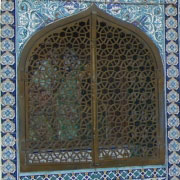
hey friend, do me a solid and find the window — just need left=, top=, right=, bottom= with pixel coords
left=19, top=5, right=165, bottom=172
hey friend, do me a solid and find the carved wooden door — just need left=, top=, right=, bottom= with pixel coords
left=19, top=5, right=164, bottom=172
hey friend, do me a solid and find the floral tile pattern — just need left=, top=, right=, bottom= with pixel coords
left=166, top=0, right=180, bottom=179
left=17, top=0, right=165, bottom=58
left=1, top=0, right=17, bottom=180
left=19, top=168, right=166, bottom=180
left=1, top=0, right=180, bottom=179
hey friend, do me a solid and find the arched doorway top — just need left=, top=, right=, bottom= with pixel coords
left=19, top=4, right=163, bottom=75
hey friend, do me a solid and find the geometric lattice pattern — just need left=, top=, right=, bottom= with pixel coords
left=20, top=168, right=166, bottom=180
left=24, top=17, right=93, bottom=165
left=96, top=16, right=160, bottom=162
left=20, top=6, right=163, bottom=171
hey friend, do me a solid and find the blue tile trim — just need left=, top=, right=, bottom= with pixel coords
left=165, top=0, right=180, bottom=180
left=1, top=0, right=17, bottom=180
left=3, top=0, right=179, bottom=179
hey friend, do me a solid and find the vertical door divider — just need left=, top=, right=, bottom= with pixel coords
left=91, top=10, right=99, bottom=166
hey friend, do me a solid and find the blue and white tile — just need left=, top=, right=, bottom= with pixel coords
left=17, top=0, right=164, bottom=58
left=1, top=1, right=14, bottom=11
left=1, top=106, right=15, bottom=120
left=1, top=79, right=15, bottom=93
left=167, top=78, right=179, bottom=90
left=2, top=93, right=15, bottom=106
left=2, top=146, right=16, bottom=160
left=167, top=65, right=179, bottom=78
left=165, top=4, right=177, bottom=16
left=167, top=53, right=178, bottom=65
left=1, top=25, right=14, bottom=38
left=166, top=29, right=178, bottom=41
left=3, top=174, right=16, bottom=180
left=1, top=52, right=15, bottom=65
left=2, top=120, right=15, bottom=133
left=166, top=17, right=177, bottom=29
left=169, top=165, right=180, bottom=177
left=169, top=152, right=180, bottom=164
left=167, top=103, right=179, bottom=114
left=1, top=66, right=15, bottom=79
left=168, top=127, right=180, bottom=140
left=166, top=0, right=177, bottom=4
left=167, top=90, right=179, bottom=102
left=168, top=115, right=179, bottom=127
left=0, top=12, right=14, bottom=25
left=1, top=39, right=14, bottom=52
left=2, top=160, right=16, bottom=174
left=2, top=133, right=16, bottom=147
left=169, top=140, right=180, bottom=152
left=166, top=41, right=178, bottom=53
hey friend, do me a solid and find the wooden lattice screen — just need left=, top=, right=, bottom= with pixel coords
left=19, top=5, right=165, bottom=172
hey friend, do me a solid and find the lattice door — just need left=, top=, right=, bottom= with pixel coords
left=24, top=16, right=94, bottom=166
left=96, top=16, right=159, bottom=164
left=19, top=5, right=164, bottom=172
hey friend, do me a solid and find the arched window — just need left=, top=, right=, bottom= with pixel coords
left=19, top=5, right=165, bottom=172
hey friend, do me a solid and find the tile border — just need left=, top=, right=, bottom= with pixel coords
left=1, top=0, right=179, bottom=179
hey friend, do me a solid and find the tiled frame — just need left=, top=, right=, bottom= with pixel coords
left=1, top=0, right=17, bottom=180
left=0, top=0, right=179, bottom=179
left=166, top=0, right=180, bottom=180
